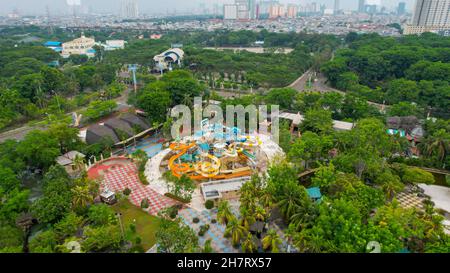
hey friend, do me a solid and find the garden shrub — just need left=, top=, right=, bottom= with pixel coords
left=205, top=200, right=214, bottom=210
left=141, top=198, right=149, bottom=209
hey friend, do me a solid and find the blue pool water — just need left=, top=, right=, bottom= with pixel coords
left=127, top=136, right=164, bottom=158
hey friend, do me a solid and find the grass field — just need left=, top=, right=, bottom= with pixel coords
left=112, top=199, right=161, bottom=250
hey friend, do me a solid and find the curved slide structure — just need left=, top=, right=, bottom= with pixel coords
left=168, top=142, right=252, bottom=181
left=168, top=142, right=196, bottom=178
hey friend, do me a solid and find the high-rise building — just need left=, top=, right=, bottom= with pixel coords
left=235, top=0, right=250, bottom=20
left=248, top=0, right=257, bottom=19
left=334, top=0, right=340, bottom=15
left=259, top=0, right=278, bottom=16
left=358, top=0, right=366, bottom=13
left=412, top=0, right=450, bottom=26
left=286, top=4, right=298, bottom=18
left=120, top=0, right=139, bottom=19
left=405, top=0, right=450, bottom=34
left=397, top=2, right=406, bottom=16
left=269, top=3, right=285, bottom=19
left=224, top=4, right=238, bottom=20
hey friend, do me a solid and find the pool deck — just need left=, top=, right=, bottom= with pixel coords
left=419, top=184, right=450, bottom=214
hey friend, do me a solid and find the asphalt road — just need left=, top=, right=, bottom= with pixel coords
left=0, top=87, right=133, bottom=143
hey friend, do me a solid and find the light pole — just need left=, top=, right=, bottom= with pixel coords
left=116, top=212, right=125, bottom=241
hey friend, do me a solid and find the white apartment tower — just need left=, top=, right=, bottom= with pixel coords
left=121, top=0, right=139, bottom=19
left=412, top=0, right=450, bottom=26
left=405, top=0, right=450, bottom=34
left=224, top=4, right=238, bottom=20
left=334, top=0, right=340, bottom=14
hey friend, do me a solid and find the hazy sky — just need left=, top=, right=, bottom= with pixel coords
left=0, top=0, right=416, bottom=16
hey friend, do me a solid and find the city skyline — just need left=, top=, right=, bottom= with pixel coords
left=0, top=0, right=415, bottom=16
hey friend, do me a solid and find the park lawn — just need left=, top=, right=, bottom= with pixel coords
left=112, top=199, right=161, bottom=250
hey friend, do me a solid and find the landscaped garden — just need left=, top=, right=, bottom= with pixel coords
left=112, top=199, right=161, bottom=250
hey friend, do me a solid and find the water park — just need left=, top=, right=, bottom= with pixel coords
left=84, top=119, right=283, bottom=252
left=145, top=119, right=283, bottom=207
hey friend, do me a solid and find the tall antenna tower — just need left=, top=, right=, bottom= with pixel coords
left=46, top=6, right=54, bottom=35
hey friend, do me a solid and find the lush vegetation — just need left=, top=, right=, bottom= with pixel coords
left=322, top=32, right=450, bottom=118
left=1, top=26, right=449, bottom=254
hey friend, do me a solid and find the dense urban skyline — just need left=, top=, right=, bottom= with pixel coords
left=0, top=0, right=415, bottom=16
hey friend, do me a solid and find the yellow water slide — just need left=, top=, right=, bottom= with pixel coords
left=168, top=142, right=196, bottom=178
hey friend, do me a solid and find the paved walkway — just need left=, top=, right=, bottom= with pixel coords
left=102, top=163, right=178, bottom=215
left=179, top=207, right=239, bottom=253
left=419, top=184, right=450, bottom=214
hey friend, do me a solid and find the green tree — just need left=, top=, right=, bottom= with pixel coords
left=301, top=108, right=333, bottom=135
left=54, top=212, right=84, bottom=239
left=137, top=90, right=171, bottom=123
left=71, top=185, right=93, bottom=210
left=276, top=181, right=309, bottom=221
left=421, top=129, right=450, bottom=168
left=224, top=218, right=247, bottom=247
left=83, top=100, right=117, bottom=121
left=31, top=165, right=73, bottom=224
left=336, top=71, right=359, bottom=91
left=217, top=200, right=234, bottom=225
left=87, top=204, right=117, bottom=226
left=29, top=230, right=58, bottom=253
left=265, top=88, right=297, bottom=109
left=16, top=130, right=60, bottom=171
left=241, top=233, right=257, bottom=253
left=156, top=218, right=199, bottom=253
left=402, top=167, right=435, bottom=185
left=82, top=225, right=122, bottom=252
left=288, top=131, right=333, bottom=169
left=388, top=102, right=422, bottom=117
left=262, top=229, right=282, bottom=253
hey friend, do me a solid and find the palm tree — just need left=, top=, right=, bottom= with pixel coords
left=260, top=189, right=274, bottom=212
left=284, top=224, right=296, bottom=252
left=239, top=191, right=255, bottom=211
left=254, top=206, right=267, bottom=222
left=422, top=130, right=449, bottom=168
left=225, top=218, right=247, bottom=246
left=182, top=93, right=193, bottom=108
left=71, top=185, right=93, bottom=209
left=241, top=233, right=257, bottom=253
left=277, top=186, right=303, bottom=221
left=290, top=204, right=317, bottom=231
left=202, top=239, right=213, bottom=253
left=262, top=229, right=282, bottom=253
left=382, top=180, right=403, bottom=201
left=217, top=200, right=234, bottom=225
left=293, top=232, right=323, bottom=253
left=73, top=154, right=85, bottom=172
left=239, top=206, right=255, bottom=230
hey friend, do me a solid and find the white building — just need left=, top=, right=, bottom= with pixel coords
left=405, top=0, right=450, bottom=35
left=120, top=0, right=139, bottom=19
left=104, top=40, right=126, bottom=51
left=62, top=33, right=96, bottom=58
left=236, top=0, right=250, bottom=20
left=224, top=4, right=238, bottom=20
left=153, top=48, right=185, bottom=72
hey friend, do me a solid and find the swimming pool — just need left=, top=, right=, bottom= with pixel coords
left=127, top=136, right=164, bottom=158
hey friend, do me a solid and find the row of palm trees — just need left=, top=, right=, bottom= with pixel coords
left=216, top=176, right=283, bottom=253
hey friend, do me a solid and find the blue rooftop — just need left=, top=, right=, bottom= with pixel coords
left=44, top=41, right=62, bottom=47
left=306, top=187, right=322, bottom=200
